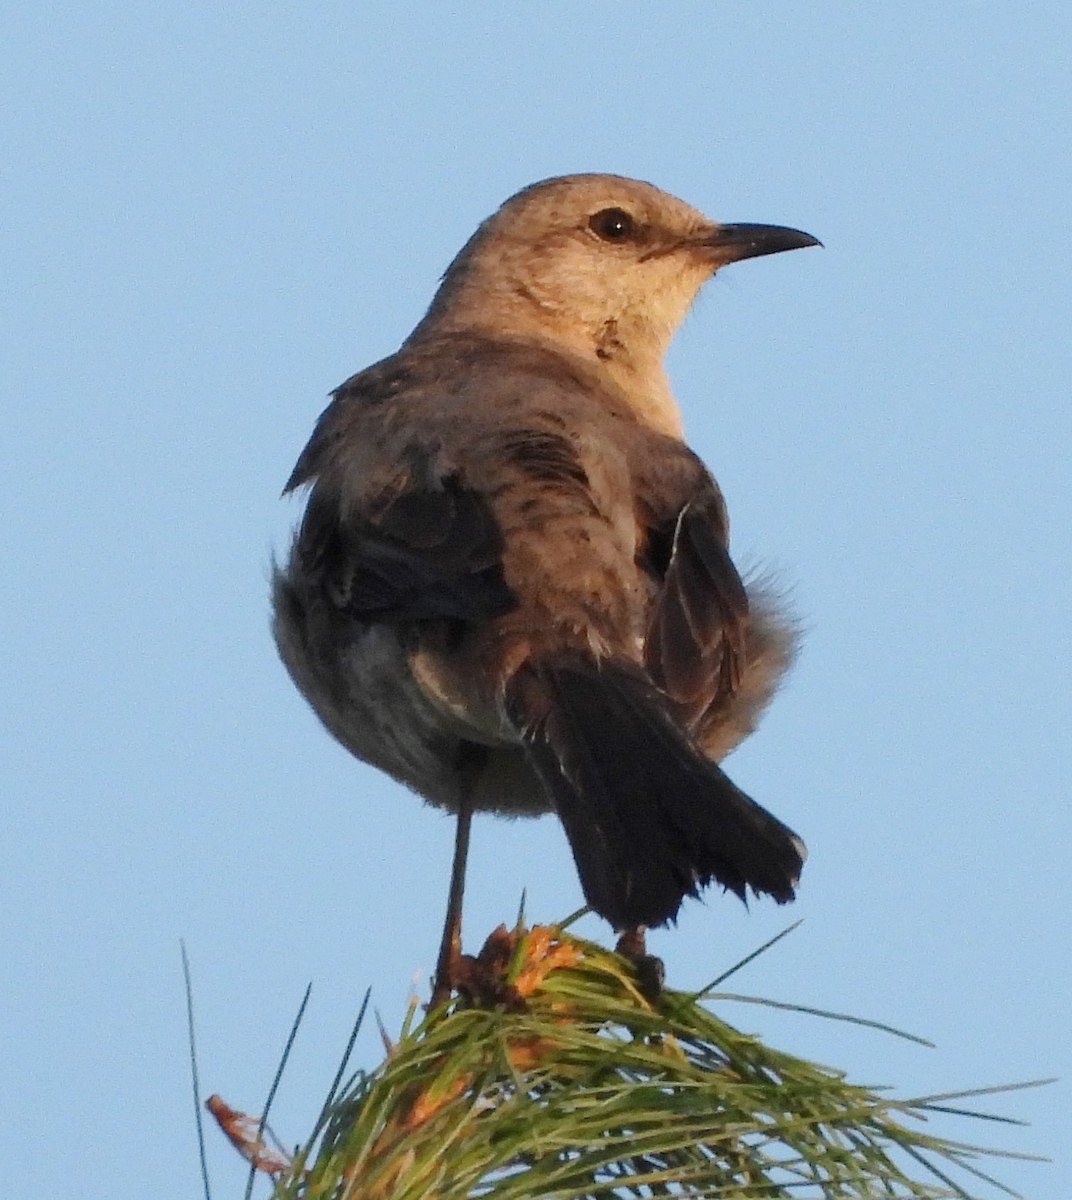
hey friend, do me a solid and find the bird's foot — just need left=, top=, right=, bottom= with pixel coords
left=615, top=928, right=665, bottom=1002
left=431, top=923, right=584, bottom=1012
left=430, top=925, right=526, bottom=1011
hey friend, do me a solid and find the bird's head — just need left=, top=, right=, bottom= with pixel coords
left=411, top=174, right=819, bottom=434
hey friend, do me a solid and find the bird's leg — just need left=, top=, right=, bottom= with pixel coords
left=615, top=926, right=665, bottom=1002
left=431, top=792, right=474, bottom=1008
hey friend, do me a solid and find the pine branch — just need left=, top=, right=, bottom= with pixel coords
left=233, top=921, right=1048, bottom=1200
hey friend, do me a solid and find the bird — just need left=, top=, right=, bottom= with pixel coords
left=272, top=174, right=818, bottom=1000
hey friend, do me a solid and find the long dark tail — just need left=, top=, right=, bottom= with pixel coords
left=506, top=656, right=806, bottom=930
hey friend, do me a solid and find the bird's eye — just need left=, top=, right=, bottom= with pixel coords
left=588, top=207, right=637, bottom=242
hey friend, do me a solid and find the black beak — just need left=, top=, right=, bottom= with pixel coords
left=702, top=222, right=821, bottom=266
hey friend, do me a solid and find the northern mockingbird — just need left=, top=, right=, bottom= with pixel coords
left=273, top=174, right=818, bottom=999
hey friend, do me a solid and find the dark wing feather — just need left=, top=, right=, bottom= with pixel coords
left=282, top=354, right=516, bottom=628
left=294, top=469, right=515, bottom=626
left=644, top=491, right=749, bottom=723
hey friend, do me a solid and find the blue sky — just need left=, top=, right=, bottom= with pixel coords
left=4, top=5, right=1069, bottom=1195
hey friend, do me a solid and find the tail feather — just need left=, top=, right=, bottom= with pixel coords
left=506, top=657, right=805, bottom=930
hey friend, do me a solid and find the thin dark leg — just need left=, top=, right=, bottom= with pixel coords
left=431, top=793, right=473, bottom=1008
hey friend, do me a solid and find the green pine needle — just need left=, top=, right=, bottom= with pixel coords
left=247, top=921, right=1046, bottom=1200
